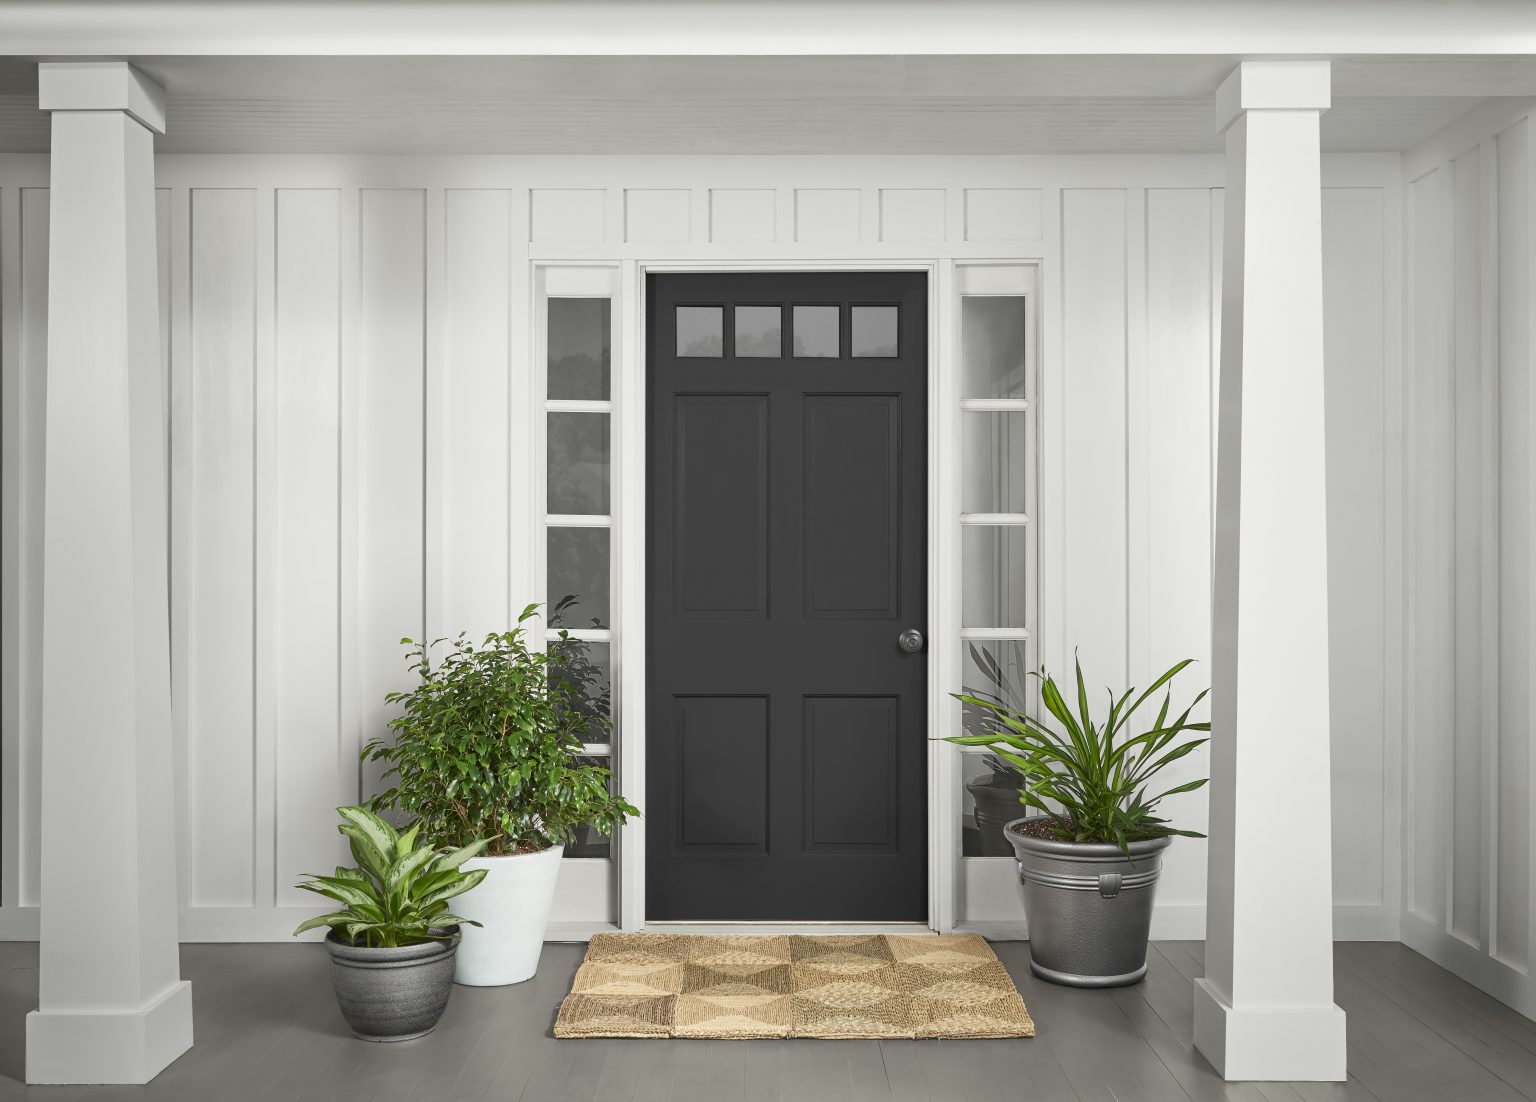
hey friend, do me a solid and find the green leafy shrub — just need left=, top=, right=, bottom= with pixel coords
left=292, top=806, right=489, bottom=948
left=949, top=656, right=1210, bottom=854
left=362, top=604, right=639, bottom=855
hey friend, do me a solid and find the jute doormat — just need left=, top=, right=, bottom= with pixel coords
left=553, top=933, right=1035, bottom=1040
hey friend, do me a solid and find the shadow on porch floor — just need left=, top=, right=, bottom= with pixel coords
left=0, top=939, right=1529, bottom=1100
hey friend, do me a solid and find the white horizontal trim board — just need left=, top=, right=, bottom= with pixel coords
left=0, top=151, right=1401, bottom=944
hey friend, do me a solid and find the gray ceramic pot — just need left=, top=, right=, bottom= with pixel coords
left=1007, top=817, right=1170, bottom=988
left=325, top=927, right=459, bottom=1041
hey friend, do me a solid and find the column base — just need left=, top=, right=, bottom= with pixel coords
left=1192, top=978, right=1346, bottom=1081
left=27, top=979, right=192, bottom=1084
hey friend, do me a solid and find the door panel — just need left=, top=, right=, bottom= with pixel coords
left=647, top=271, right=928, bottom=921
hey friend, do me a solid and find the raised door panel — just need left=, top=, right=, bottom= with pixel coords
left=674, top=393, right=769, bottom=618
left=804, top=696, right=899, bottom=853
left=675, top=696, right=770, bottom=852
left=803, top=395, right=900, bottom=618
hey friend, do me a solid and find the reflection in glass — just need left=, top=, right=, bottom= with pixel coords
left=677, top=306, right=724, bottom=357
left=547, top=528, right=610, bottom=629
left=961, top=639, right=1031, bottom=735
left=960, top=751, right=1023, bottom=857
left=961, top=412, right=1028, bottom=514
left=961, top=296, right=1027, bottom=399
left=547, top=412, right=610, bottom=514
left=734, top=305, right=782, bottom=357
left=961, top=526, right=1028, bottom=629
left=547, top=298, right=611, bottom=401
left=792, top=305, right=840, bottom=358
left=851, top=305, right=899, bottom=357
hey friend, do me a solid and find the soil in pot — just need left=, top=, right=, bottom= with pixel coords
left=325, top=929, right=459, bottom=1042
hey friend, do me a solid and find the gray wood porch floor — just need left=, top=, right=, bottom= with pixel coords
left=0, top=939, right=1531, bottom=1101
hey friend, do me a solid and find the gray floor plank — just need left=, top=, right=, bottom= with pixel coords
left=0, top=942, right=1530, bottom=1102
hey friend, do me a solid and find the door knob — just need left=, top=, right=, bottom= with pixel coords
left=898, top=628, right=925, bottom=654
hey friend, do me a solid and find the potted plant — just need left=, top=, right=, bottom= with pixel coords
left=363, top=604, right=639, bottom=987
left=949, top=657, right=1209, bottom=987
left=292, top=806, right=490, bottom=1041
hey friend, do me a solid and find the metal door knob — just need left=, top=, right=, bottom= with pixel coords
left=898, top=628, right=925, bottom=654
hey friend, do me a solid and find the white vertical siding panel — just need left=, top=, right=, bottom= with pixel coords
left=12, top=190, right=47, bottom=908
left=1322, top=187, right=1389, bottom=915
left=1143, top=188, right=1214, bottom=912
left=1408, top=167, right=1454, bottom=926
left=1060, top=189, right=1128, bottom=685
left=186, top=189, right=258, bottom=906
left=357, top=189, right=426, bottom=799
left=272, top=190, right=344, bottom=905
left=1448, top=152, right=1487, bottom=944
left=1496, top=120, right=1532, bottom=969
left=442, top=190, right=512, bottom=637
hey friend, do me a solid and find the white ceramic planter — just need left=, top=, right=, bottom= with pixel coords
left=452, top=845, right=564, bottom=986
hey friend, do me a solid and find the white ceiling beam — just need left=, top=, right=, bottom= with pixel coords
left=4, top=0, right=1536, bottom=57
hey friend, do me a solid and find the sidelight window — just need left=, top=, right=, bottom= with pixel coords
left=954, top=270, right=1036, bottom=858
left=540, top=269, right=621, bottom=862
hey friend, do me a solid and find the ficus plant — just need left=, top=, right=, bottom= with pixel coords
left=948, top=656, right=1210, bottom=856
left=362, top=604, right=639, bottom=856
left=292, top=805, right=490, bottom=948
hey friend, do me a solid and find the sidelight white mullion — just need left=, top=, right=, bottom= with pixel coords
left=580, top=743, right=613, bottom=758
left=546, top=399, right=613, bottom=414
left=959, top=398, right=1029, bottom=413
left=959, top=513, right=1029, bottom=526
left=958, top=627, right=1031, bottom=641
left=547, top=627, right=613, bottom=644
left=546, top=513, right=612, bottom=528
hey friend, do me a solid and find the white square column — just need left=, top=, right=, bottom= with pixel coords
left=1193, top=61, right=1347, bottom=1082
left=25, top=62, right=192, bottom=1085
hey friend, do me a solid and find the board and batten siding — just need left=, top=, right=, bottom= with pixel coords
left=0, top=154, right=1400, bottom=942
left=1403, top=101, right=1536, bottom=1019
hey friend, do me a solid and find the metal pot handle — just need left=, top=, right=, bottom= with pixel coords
left=1098, top=872, right=1122, bottom=898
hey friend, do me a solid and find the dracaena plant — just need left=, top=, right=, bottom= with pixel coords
left=362, top=604, right=639, bottom=855
left=949, top=657, right=1211, bottom=855
left=292, top=806, right=490, bottom=948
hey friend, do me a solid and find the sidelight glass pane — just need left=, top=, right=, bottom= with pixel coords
left=960, top=750, right=1023, bottom=857
left=677, top=305, right=724, bottom=357
left=566, top=756, right=616, bottom=857
left=851, top=305, right=899, bottom=357
left=549, top=638, right=611, bottom=745
left=792, top=305, right=840, bottom=358
left=547, top=298, right=611, bottom=401
left=960, top=639, right=1031, bottom=735
left=961, top=526, right=1028, bottom=629
left=961, top=412, right=1028, bottom=515
left=547, top=412, right=610, bottom=514
left=547, top=527, right=610, bottom=629
left=961, top=296, right=1027, bottom=399
left=734, top=305, right=782, bottom=357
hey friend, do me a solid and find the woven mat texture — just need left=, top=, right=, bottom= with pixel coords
left=553, top=933, right=1035, bottom=1040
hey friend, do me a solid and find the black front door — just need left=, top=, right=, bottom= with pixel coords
left=646, top=271, right=928, bottom=921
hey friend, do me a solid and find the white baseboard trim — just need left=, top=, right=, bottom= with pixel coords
left=1402, top=913, right=1536, bottom=1020
left=25, top=980, right=192, bottom=1085
left=1192, top=978, right=1347, bottom=1081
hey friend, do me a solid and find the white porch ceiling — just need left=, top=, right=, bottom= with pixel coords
left=0, top=55, right=1515, bottom=155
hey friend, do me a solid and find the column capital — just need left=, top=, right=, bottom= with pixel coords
left=1214, top=60, right=1330, bottom=134
left=38, top=61, right=165, bottom=135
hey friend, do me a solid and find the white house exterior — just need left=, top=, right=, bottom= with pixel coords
left=2, top=0, right=1536, bottom=1089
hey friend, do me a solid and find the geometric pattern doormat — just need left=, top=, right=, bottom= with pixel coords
left=553, top=933, right=1035, bottom=1039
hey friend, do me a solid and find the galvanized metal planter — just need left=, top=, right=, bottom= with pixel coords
left=1006, top=817, right=1171, bottom=988
left=325, top=927, right=459, bottom=1041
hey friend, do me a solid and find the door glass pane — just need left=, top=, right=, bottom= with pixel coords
left=961, top=526, right=1028, bottom=629
left=547, top=298, right=611, bottom=401
left=547, top=527, right=610, bottom=629
left=677, top=305, right=723, bottom=357
left=734, top=305, right=782, bottom=357
left=547, top=412, right=610, bottom=514
left=851, top=305, right=899, bottom=357
left=549, top=639, right=611, bottom=745
left=962, top=412, right=1028, bottom=514
left=793, top=305, right=840, bottom=358
left=962, top=296, right=1027, bottom=399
